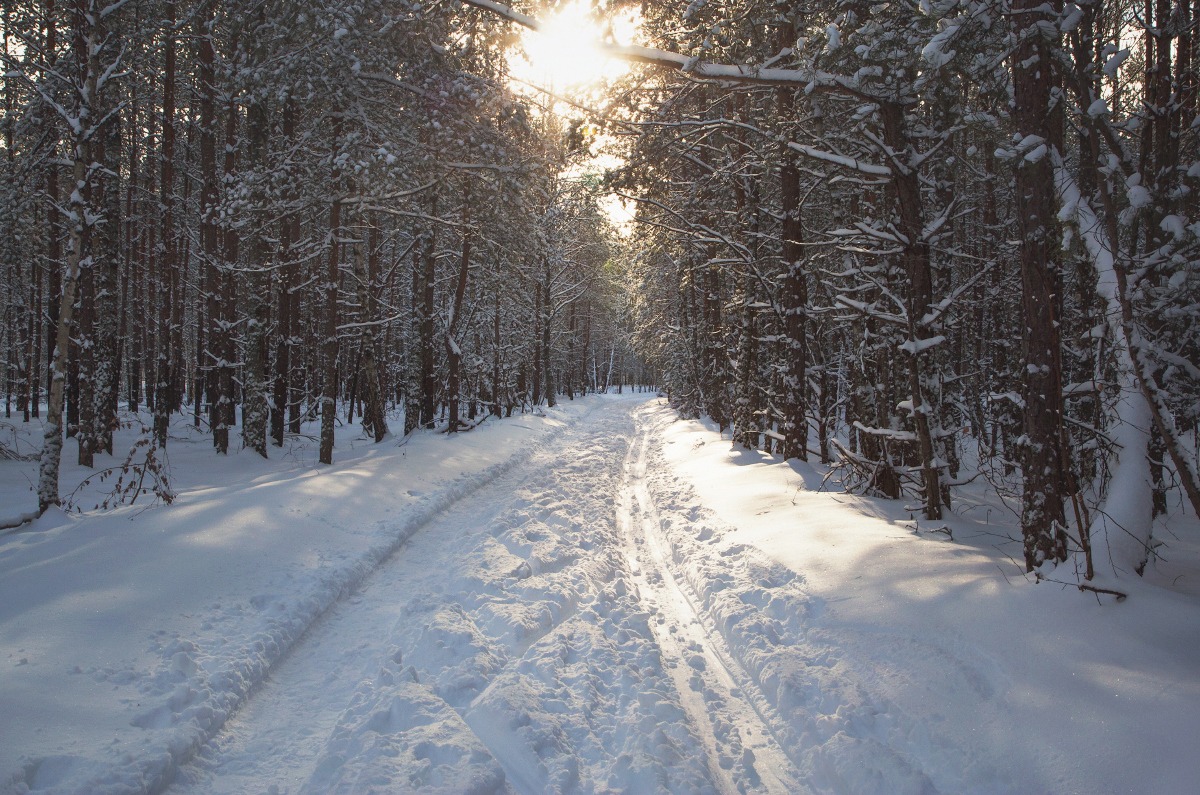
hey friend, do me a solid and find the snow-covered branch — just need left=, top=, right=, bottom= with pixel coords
left=458, top=0, right=870, bottom=96
left=787, top=143, right=891, bottom=176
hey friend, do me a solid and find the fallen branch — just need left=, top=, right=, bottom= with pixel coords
left=1077, top=583, right=1128, bottom=601
left=1038, top=574, right=1128, bottom=602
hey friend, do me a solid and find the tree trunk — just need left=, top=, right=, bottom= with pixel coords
left=272, top=100, right=297, bottom=446
left=491, top=294, right=502, bottom=417
left=241, top=52, right=269, bottom=459
left=75, top=165, right=96, bottom=469
left=153, top=0, right=176, bottom=448
left=1012, top=0, right=1069, bottom=570
left=881, top=102, right=943, bottom=521
left=43, top=14, right=60, bottom=416
left=38, top=0, right=104, bottom=513
left=403, top=241, right=422, bottom=436
left=92, top=97, right=121, bottom=457
left=541, top=261, right=555, bottom=408
left=531, top=280, right=542, bottom=407
left=197, top=2, right=222, bottom=451
left=778, top=83, right=808, bottom=461
left=419, top=216, right=437, bottom=429
left=356, top=219, right=388, bottom=441
left=211, top=93, right=240, bottom=454
left=319, top=116, right=343, bottom=465
left=446, top=194, right=471, bottom=432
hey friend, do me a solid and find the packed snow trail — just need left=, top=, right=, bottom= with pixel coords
left=169, top=396, right=948, bottom=794
left=168, top=397, right=803, bottom=793
left=618, top=424, right=802, bottom=794
left=8, top=397, right=1200, bottom=795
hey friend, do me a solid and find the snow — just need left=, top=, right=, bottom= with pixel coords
left=651, top=405, right=1200, bottom=794
left=920, top=24, right=958, bottom=69
left=1160, top=214, right=1186, bottom=241
left=3, top=395, right=1199, bottom=794
left=897, top=334, right=945, bottom=354
left=1126, top=184, right=1151, bottom=210
left=824, top=25, right=841, bottom=54
left=1102, top=48, right=1130, bottom=80
left=1055, top=161, right=1160, bottom=573
left=1023, top=143, right=1047, bottom=163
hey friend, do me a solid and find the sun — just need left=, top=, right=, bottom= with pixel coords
left=508, top=1, right=638, bottom=93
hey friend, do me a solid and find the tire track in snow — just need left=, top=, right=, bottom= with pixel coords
left=618, top=417, right=806, bottom=795
left=170, top=398, right=716, bottom=794
left=165, top=402, right=613, bottom=795
left=448, top=402, right=713, bottom=793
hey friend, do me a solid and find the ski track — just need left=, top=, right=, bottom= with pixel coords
left=637, top=403, right=952, bottom=795
left=165, top=397, right=936, bottom=794
left=618, top=421, right=804, bottom=795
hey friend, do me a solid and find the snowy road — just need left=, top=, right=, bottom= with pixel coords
left=168, top=398, right=802, bottom=794
left=8, top=395, right=1199, bottom=795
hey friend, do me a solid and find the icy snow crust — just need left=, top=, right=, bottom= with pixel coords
left=3, top=395, right=1199, bottom=794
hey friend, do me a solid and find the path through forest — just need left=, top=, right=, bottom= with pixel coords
left=167, top=398, right=812, bottom=794
left=7, top=395, right=1198, bottom=795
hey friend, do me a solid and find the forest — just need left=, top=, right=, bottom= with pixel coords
left=1, top=0, right=1197, bottom=584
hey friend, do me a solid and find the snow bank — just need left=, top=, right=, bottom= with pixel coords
left=0, top=404, right=585, bottom=794
left=645, top=401, right=1200, bottom=794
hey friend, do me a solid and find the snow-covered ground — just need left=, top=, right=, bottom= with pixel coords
left=2, top=394, right=1198, bottom=794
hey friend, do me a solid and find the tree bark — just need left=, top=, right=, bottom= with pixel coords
left=241, top=40, right=270, bottom=459
left=419, top=214, right=437, bottom=428
left=356, top=219, right=388, bottom=441
left=212, top=93, right=240, bottom=454
left=319, top=116, right=344, bottom=465
left=778, top=83, right=808, bottom=461
left=197, top=2, right=222, bottom=451
left=92, top=93, right=121, bottom=457
left=446, top=194, right=471, bottom=432
left=881, top=101, right=943, bottom=521
left=153, top=0, right=176, bottom=448
left=1012, top=0, right=1069, bottom=570
left=272, top=99, right=297, bottom=446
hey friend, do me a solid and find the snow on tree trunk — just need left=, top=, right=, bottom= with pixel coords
left=38, top=154, right=87, bottom=514
left=76, top=216, right=96, bottom=469
left=37, top=0, right=110, bottom=513
left=1056, top=164, right=1156, bottom=575
left=1011, top=0, right=1069, bottom=571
